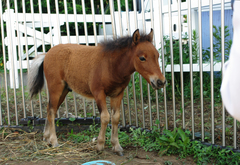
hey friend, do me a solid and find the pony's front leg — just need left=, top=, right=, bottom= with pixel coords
left=110, top=92, right=124, bottom=156
left=95, top=92, right=110, bottom=151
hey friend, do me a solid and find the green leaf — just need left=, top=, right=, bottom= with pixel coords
left=163, top=129, right=174, bottom=139
left=69, top=117, right=76, bottom=122
left=169, top=142, right=180, bottom=149
left=159, top=136, right=171, bottom=143
left=178, top=128, right=188, bottom=142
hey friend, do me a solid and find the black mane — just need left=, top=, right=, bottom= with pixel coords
left=99, top=33, right=152, bottom=52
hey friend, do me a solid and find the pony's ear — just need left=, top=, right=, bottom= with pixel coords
left=148, top=28, right=154, bottom=42
left=132, top=29, right=140, bottom=45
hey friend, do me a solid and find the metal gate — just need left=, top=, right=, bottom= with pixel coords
left=0, top=0, right=238, bottom=150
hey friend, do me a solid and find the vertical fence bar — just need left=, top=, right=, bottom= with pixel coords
left=159, top=0, right=168, bottom=130
left=187, top=0, right=194, bottom=139
left=125, top=0, right=131, bottom=125
left=81, top=0, right=88, bottom=118
left=63, top=0, right=71, bottom=47
left=55, top=0, right=69, bottom=118
left=149, top=0, right=154, bottom=44
left=46, top=0, right=54, bottom=119
left=38, top=0, right=46, bottom=118
left=132, top=0, right=138, bottom=127
left=140, top=0, right=146, bottom=129
left=92, top=101, right=96, bottom=117
left=6, top=1, right=18, bottom=125
left=149, top=0, right=158, bottom=129
left=47, top=0, right=53, bottom=48
left=54, top=0, right=62, bottom=118
left=125, top=0, right=130, bottom=36
left=30, top=0, right=43, bottom=119
left=121, top=100, right=126, bottom=127
left=73, top=0, right=79, bottom=43
left=109, top=0, right=117, bottom=38
left=64, top=0, right=71, bottom=117
left=117, top=0, right=126, bottom=126
left=82, top=0, right=89, bottom=46
left=141, top=0, right=146, bottom=32
left=168, top=0, right=176, bottom=129
left=22, top=0, right=34, bottom=117
left=38, top=93, right=43, bottom=118
left=90, top=0, right=98, bottom=46
left=14, top=0, right=26, bottom=119
left=126, top=86, right=131, bottom=125
left=221, top=0, right=225, bottom=147
left=139, top=0, right=147, bottom=128
left=139, top=75, right=145, bottom=128
left=133, top=0, right=138, bottom=30
left=209, top=0, right=214, bottom=144
left=148, top=85, right=152, bottom=129
left=100, top=0, right=107, bottom=40
left=72, top=94, right=78, bottom=117
left=178, top=0, right=185, bottom=130
left=90, top=0, right=97, bottom=117
left=0, top=2, right=10, bottom=125
left=83, top=98, right=87, bottom=118
left=132, top=73, right=138, bottom=127
left=0, top=5, right=4, bottom=124
left=198, top=0, right=204, bottom=142
left=54, top=0, right=62, bottom=44
left=72, top=0, right=79, bottom=117
left=117, top=0, right=123, bottom=36
left=38, top=0, right=49, bottom=103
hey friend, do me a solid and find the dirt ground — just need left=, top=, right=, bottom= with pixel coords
left=0, top=128, right=196, bottom=165
left=100, top=147, right=195, bottom=165
left=4, top=148, right=195, bottom=165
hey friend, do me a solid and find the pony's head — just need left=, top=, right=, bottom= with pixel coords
left=132, top=29, right=166, bottom=90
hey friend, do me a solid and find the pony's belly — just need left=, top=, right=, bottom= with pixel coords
left=106, top=86, right=125, bottom=97
left=67, top=82, right=94, bottom=99
left=73, top=89, right=94, bottom=100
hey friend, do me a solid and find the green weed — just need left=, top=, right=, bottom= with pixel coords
left=66, top=124, right=240, bottom=164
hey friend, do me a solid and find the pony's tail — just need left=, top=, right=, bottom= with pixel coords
left=28, top=54, right=46, bottom=98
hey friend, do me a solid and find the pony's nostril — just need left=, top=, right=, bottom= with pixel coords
left=157, top=79, right=163, bottom=87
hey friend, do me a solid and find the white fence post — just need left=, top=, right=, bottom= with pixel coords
left=5, top=9, right=19, bottom=89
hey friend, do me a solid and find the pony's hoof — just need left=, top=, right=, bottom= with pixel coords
left=52, top=143, right=59, bottom=148
left=112, top=146, right=123, bottom=156
left=96, top=144, right=105, bottom=151
left=117, top=151, right=124, bottom=156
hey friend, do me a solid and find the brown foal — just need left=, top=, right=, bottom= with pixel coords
left=28, top=29, right=166, bottom=156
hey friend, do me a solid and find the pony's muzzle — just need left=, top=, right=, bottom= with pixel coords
left=150, top=79, right=166, bottom=89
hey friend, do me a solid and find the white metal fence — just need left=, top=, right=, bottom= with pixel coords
left=0, top=0, right=238, bottom=149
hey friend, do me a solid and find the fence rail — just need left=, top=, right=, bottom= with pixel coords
left=0, top=0, right=238, bottom=150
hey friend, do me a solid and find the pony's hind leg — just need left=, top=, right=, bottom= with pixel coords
left=43, top=84, right=69, bottom=147
left=110, top=92, right=124, bottom=156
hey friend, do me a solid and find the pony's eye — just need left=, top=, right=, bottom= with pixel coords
left=139, top=56, right=146, bottom=61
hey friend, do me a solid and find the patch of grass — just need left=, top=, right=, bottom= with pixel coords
left=66, top=123, right=240, bottom=165
left=128, top=126, right=240, bottom=164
